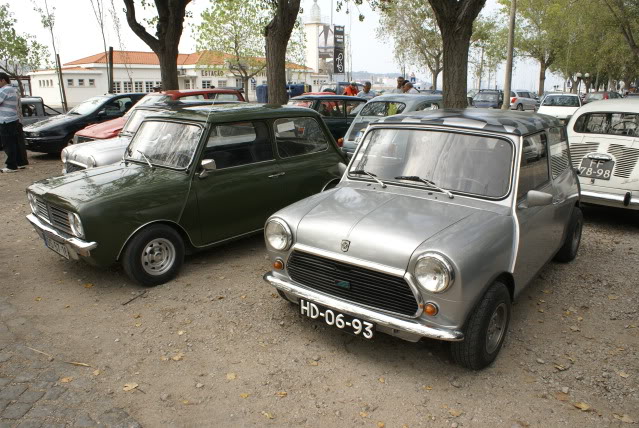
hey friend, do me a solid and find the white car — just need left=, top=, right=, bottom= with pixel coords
left=566, top=98, right=639, bottom=209
left=538, top=93, right=582, bottom=123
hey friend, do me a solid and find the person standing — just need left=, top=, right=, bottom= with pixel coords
left=357, top=81, right=376, bottom=100
left=391, top=76, right=406, bottom=93
left=402, top=82, right=420, bottom=94
left=0, top=73, right=20, bottom=173
left=343, top=81, right=359, bottom=96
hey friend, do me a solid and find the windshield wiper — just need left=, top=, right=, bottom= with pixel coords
left=394, top=176, right=454, bottom=199
left=137, top=150, right=154, bottom=169
left=350, top=169, right=387, bottom=188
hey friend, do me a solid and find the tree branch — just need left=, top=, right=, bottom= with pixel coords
left=123, top=0, right=160, bottom=52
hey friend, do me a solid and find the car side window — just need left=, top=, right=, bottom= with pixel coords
left=180, top=95, right=205, bottom=101
left=202, top=121, right=273, bottom=169
left=345, top=100, right=362, bottom=117
left=548, top=127, right=570, bottom=179
left=22, top=103, right=37, bottom=117
left=274, top=117, right=329, bottom=158
left=317, top=101, right=342, bottom=118
left=517, top=132, right=550, bottom=200
left=416, top=102, right=436, bottom=111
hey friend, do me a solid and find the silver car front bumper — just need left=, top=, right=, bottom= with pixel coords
left=27, top=214, right=97, bottom=259
left=581, top=190, right=639, bottom=210
left=263, top=272, right=464, bottom=342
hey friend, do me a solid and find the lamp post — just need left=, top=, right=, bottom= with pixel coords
left=584, top=72, right=590, bottom=93
left=575, top=72, right=582, bottom=94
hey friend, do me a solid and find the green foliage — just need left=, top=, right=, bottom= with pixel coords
left=0, top=4, right=51, bottom=77
left=470, top=14, right=508, bottom=88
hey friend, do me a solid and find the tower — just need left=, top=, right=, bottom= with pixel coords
left=304, top=0, right=323, bottom=73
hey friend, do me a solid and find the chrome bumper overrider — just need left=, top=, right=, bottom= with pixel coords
left=263, top=272, right=464, bottom=342
left=581, top=190, right=639, bottom=209
left=27, top=214, right=97, bottom=259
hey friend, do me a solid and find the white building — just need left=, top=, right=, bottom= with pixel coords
left=29, top=50, right=315, bottom=107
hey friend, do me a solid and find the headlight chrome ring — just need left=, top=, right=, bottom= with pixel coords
left=265, top=218, right=292, bottom=251
left=27, top=192, right=38, bottom=214
left=414, top=252, right=454, bottom=293
left=67, top=212, right=85, bottom=239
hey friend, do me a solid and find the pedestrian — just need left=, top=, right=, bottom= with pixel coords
left=391, top=76, right=406, bottom=93
left=402, top=82, right=419, bottom=94
left=343, top=81, right=359, bottom=96
left=0, top=72, right=21, bottom=173
left=16, top=97, right=28, bottom=169
left=357, top=81, right=376, bottom=100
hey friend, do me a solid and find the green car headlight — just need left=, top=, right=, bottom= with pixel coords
left=414, top=253, right=454, bottom=293
left=67, top=212, right=85, bottom=239
left=265, top=219, right=292, bottom=251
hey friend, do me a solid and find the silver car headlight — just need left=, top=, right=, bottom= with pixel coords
left=414, top=253, right=454, bottom=293
left=265, top=219, right=292, bottom=251
left=67, top=212, right=85, bottom=239
left=61, top=148, right=68, bottom=163
left=27, top=192, right=38, bottom=214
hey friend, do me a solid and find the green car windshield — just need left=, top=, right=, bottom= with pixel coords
left=121, top=109, right=157, bottom=136
left=125, top=120, right=203, bottom=169
left=349, top=128, right=514, bottom=199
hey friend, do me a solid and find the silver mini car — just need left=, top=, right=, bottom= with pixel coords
left=263, top=109, right=582, bottom=369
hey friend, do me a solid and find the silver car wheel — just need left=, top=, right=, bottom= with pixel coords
left=141, top=238, right=176, bottom=276
left=486, top=302, right=507, bottom=354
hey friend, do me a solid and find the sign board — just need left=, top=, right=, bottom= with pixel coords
left=333, top=25, right=345, bottom=74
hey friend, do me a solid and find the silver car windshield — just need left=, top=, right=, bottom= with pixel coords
left=349, top=128, right=514, bottom=199
left=125, top=120, right=202, bottom=169
left=121, top=109, right=156, bottom=135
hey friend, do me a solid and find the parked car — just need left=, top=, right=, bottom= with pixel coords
left=473, top=90, right=504, bottom=109
left=625, top=92, right=639, bottom=98
left=23, top=93, right=145, bottom=153
left=288, top=95, right=367, bottom=141
left=567, top=98, right=639, bottom=209
left=509, top=89, right=537, bottom=111
left=582, top=91, right=623, bottom=104
left=320, top=82, right=364, bottom=95
left=537, top=93, right=582, bottom=123
left=263, top=109, right=582, bottom=370
left=73, top=89, right=246, bottom=144
left=26, top=104, right=347, bottom=286
left=62, top=100, right=243, bottom=174
left=341, top=93, right=443, bottom=157
left=20, top=97, right=61, bottom=126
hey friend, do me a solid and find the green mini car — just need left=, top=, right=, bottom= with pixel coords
left=26, top=104, right=347, bottom=286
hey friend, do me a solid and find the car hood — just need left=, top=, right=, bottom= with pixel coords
left=76, top=116, right=127, bottom=139
left=66, top=136, right=131, bottom=166
left=537, top=106, right=579, bottom=119
left=24, top=113, right=83, bottom=131
left=294, top=187, right=479, bottom=270
left=29, top=163, right=185, bottom=208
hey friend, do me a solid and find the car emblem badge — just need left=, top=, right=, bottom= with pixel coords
left=335, top=280, right=351, bottom=290
left=341, top=240, right=350, bottom=252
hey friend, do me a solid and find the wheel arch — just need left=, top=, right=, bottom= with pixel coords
left=117, top=220, right=194, bottom=261
left=494, top=272, right=515, bottom=301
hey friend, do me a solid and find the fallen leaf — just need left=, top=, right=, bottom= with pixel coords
left=217, top=296, right=224, bottom=300
left=626, top=324, right=637, bottom=329
left=35, top=297, right=42, bottom=301
left=171, top=353, right=184, bottom=361
left=123, top=383, right=138, bottom=392
left=182, top=400, right=190, bottom=405
left=539, top=299, right=546, bottom=303
left=423, top=385, right=433, bottom=390
left=93, top=369, right=101, bottom=376
left=359, top=412, right=369, bottom=418
left=261, top=411, right=275, bottom=419
left=555, top=364, right=568, bottom=371
left=308, top=361, right=319, bottom=366
left=378, top=377, right=385, bottom=383
left=239, top=393, right=250, bottom=399
left=542, top=289, right=552, bottom=294
left=613, top=414, right=635, bottom=424
left=618, top=371, right=630, bottom=378
left=573, top=402, right=590, bottom=411
left=554, top=392, right=570, bottom=402
left=377, top=422, right=386, bottom=428
left=133, top=314, right=141, bottom=319
left=577, top=316, right=583, bottom=322
left=67, top=361, right=91, bottom=367
left=570, top=326, right=580, bottom=332
left=449, top=409, right=463, bottom=417
left=226, top=372, right=237, bottom=380
left=178, top=330, right=185, bottom=336
left=160, top=356, right=169, bottom=361
left=240, top=295, right=247, bottom=299
left=64, top=305, right=70, bottom=308
left=564, top=310, right=572, bottom=316
left=83, top=283, right=94, bottom=288
left=59, top=377, right=73, bottom=383
left=608, top=295, right=618, bottom=300
left=538, top=309, right=544, bottom=313
left=275, top=391, right=288, bottom=398
left=135, top=323, right=142, bottom=327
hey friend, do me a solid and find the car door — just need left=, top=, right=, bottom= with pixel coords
left=192, top=120, right=284, bottom=244
left=513, top=132, right=563, bottom=289
left=548, top=126, right=577, bottom=236
left=272, top=116, right=345, bottom=208
left=519, top=92, right=535, bottom=110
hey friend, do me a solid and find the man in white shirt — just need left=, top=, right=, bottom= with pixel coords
left=391, top=76, right=406, bottom=93
left=357, top=81, right=376, bottom=100
left=0, top=72, right=20, bottom=172
left=403, top=82, right=420, bottom=94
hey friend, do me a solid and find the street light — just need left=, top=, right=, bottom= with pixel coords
left=584, top=73, right=590, bottom=93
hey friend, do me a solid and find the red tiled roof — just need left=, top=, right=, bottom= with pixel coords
left=63, top=50, right=311, bottom=70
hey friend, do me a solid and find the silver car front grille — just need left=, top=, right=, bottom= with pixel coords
left=35, top=197, right=72, bottom=235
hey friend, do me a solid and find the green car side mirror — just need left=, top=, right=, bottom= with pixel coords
left=199, top=159, right=216, bottom=179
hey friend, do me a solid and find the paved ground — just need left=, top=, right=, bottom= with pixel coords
left=1, top=153, right=638, bottom=427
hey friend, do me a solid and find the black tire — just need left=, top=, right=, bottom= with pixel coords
left=554, top=207, right=583, bottom=262
left=451, top=282, right=511, bottom=370
left=516, top=104, right=524, bottom=111
left=122, top=224, right=185, bottom=286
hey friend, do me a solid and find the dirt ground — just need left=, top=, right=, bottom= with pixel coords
left=1, top=152, right=638, bottom=427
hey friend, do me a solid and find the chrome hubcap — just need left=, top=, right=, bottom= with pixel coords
left=486, top=303, right=507, bottom=354
left=141, top=238, right=175, bottom=276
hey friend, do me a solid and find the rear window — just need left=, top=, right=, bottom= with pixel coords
left=573, top=112, right=639, bottom=136
left=585, top=93, right=604, bottom=101
left=541, top=95, right=580, bottom=107
left=359, top=101, right=406, bottom=117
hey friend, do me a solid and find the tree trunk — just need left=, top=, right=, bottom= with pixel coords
left=432, top=69, right=440, bottom=90
left=242, top=76, right=250, bottom=102
left=158, top=45, right=179, bottom=90
left=264, top=0, right=301, bottom=106
left=538, top=60, right=547, bottom=96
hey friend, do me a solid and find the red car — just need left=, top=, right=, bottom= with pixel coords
left=73, top=88, right=245, bottom=144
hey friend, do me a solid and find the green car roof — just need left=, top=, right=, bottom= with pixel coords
left=143, top=103, right=320, bottom=124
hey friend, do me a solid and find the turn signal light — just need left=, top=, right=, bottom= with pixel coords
left=273, top=259, right=284, bottom=270
left=337, top=137, right=344, bottom=147
left=423, top=302, right=439, bottom=316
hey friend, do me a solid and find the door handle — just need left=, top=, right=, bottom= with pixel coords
left=268, top=172, right=285, bottom=179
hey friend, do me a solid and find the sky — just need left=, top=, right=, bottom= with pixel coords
left=11, top=0, right=565, bottom=92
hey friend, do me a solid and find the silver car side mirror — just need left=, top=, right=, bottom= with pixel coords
left=521, top=190, right=553, bottom=208
left=199, top=159, right=216, bottom=179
